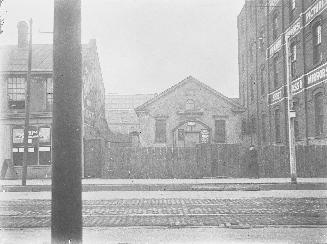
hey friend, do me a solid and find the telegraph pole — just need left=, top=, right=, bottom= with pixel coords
left=51, top=0, right=83, bottom=243
left=285, top=35, right=297, bottom=184
left=22, top=19, right=32, bottom=186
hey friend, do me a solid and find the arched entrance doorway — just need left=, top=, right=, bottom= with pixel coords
left=172, top=120, right=211, bottom=147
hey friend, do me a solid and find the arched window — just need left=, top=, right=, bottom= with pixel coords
left=314, top=92, right=324, bottom=135
left=274, top=108, right=281, bottom=143
left=272, top=12, right=279, bottom=40
left=185, top=99, right=195, bottom=110
left=290, top=42, right=297, bottom=78
left=273, top=55, right=279, bottom=88
left=261, top=114, right=266, bottom=143
left=313, top=22, right=322, bottom=64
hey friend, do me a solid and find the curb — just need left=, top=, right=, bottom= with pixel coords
left=1, top=183, right=327, bottom=192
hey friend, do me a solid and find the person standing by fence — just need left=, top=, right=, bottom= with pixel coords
left=248, top=145, right=259, bottom=178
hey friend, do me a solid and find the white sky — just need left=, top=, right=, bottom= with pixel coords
left=0, top=0, right=245, bottom=98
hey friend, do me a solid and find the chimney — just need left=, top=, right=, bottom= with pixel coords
left=17, top=21, right=28, bottom=48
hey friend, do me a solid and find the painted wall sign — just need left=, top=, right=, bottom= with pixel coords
left=269, top=0, right=280, bottom=12
left=12, top=127, right=38, bottom=144
left=306, top=62, right=327, bottom=88
left=305, top=0, right=327, bottom=26
left=268, top=87, right=285, bottom=104
left=285, top=17, right=302, bottom=39
left=267, top=36, right=282, bottom=58
left=291, top=77, right=304, bottom=94
left=269, top=62, right=327, bottom=105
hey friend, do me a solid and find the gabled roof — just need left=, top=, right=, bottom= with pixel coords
left=135, top=76, right=244, bottom=113
left=0, top=40, right=96, bottom=73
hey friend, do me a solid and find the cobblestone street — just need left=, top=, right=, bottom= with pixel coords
left=1, top=197, right=326, bottom=228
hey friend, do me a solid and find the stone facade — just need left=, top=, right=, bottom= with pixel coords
left=135, top=76, right=245, bottom=147
left=238, top=0, right=327, bottom=146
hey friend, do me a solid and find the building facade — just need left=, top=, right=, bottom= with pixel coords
left=238, top=0, right=327, bottom=146
left=0, top=21, right=108, bottom=178
left=135, top=76, right=245, bottom=147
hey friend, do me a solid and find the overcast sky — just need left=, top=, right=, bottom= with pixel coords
left=0, top=0, right=245, bottom=97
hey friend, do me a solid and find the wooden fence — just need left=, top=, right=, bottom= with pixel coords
left=101, top=144, right=327, bottom=179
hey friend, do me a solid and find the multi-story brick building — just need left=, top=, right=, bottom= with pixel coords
left=0, top=21, right=108, bottom=178
left=238, top=0, right=327, bottom=146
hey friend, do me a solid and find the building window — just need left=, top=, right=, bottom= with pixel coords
left=260, top=66, right=265, bottom=95
left=185, top=99, right=195, bottom=110
left=249, top=43, right=254, bottom=63
left=250, top=116, right=256, bottom=134
left=7, top=77, right=25, bottom=109
left=250, top=76, right=255, bottom=102
left=259, top=27, right=265, bottom=52
left=275, top=109, right=281, bottom=143
left=313, top=23, right=322, bottom=65
left=314, top=92, right=324, bottom=136
left=273, top=56, right=279, bottom=88
left=242, top=54, right=245, bottom=71
left=46, top=78, right=53, bottom=111
left=214, top=120, right=226, bottom=143
left=293, top=100, right=299, bottom=140
left=289, top=0, right=295, bottom=22
left=272, top=13, right=279, bottom=40
left=290, top=42, right=297, bottom=78
left=155, top=119, right=166, bottom=143
left=262, top=114, right=266, bottom=142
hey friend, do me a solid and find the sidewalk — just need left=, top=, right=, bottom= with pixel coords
left=1, top=226, right=326, bottom=244
left=0, top=178, right=326, bottom=192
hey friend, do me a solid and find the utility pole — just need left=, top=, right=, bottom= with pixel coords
left=22, top=18, right=32, bottom=186
left=51, top=0, right=83, bottom=243
left=285, top=35, right=297, bottom=184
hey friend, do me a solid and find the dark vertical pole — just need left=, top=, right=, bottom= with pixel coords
left=22, top=19, right=32, bottom=186
left=51, top=0, right=82, bottom=243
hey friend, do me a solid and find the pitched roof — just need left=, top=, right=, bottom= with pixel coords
left=0, top=40, right=95, bottom=72
left=135, top=76, right=244, bottom=112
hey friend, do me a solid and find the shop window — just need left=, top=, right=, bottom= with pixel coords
left=290, top=42, right=297, bottom=78
left=7, top=77, right=25, bottom=109
left=155, top=119, right=166, bottom=143
left=12, top=126, right=51, bottom=166
left=275, top=109, right=281, bottom=143
left=314, top=92, right=324, bottom=136
left=214, top=120, right=226, bottom=143
left=313, top=23, right=322, bottom=65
